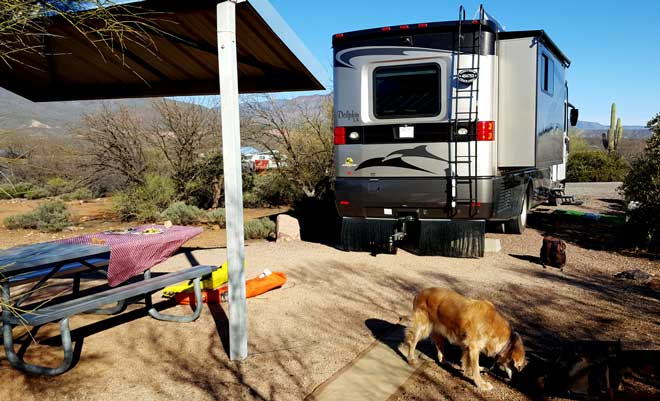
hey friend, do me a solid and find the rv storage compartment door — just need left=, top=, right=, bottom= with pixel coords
left=497, top=38, right=537, bottom=168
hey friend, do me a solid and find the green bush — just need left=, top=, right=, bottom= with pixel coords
left=114, top=175, right=176, bottom=222
left=0, top=182, right=34, bottom=199
left=184, top=153, right=224, bottom=209
left=61, top=187, right=94, bottom=201
left=244, top=217, right=276, bottom=240
left=4, top=213, right=39, bottom=230
left=25, top=186, right=50, bottom=200
left=621, top=112, right=660, bottom=252
left=207, top=208, right=226, bottom=228
left=567, top=151, right=629, bottom=182
left=3, top=200, right=71, bottom=232
left=45, top=177, right=73, bottom=196
left=161, top=201, right=204, bottom=225
left=242, top=191, right=262, bottom=208
left=251, top=172, right=300, bottom=206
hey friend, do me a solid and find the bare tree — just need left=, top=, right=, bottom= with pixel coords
left=79, top=103, right=148, bottom=186
left=242, top=95, right=334, bottom=198
left=146, top=98, right=220, bottom=195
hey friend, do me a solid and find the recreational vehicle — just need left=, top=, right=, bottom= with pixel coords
left=332, top=5, right=579, bottom=257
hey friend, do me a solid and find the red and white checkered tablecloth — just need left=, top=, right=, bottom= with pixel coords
left=56, top=225, right=203, bottom=287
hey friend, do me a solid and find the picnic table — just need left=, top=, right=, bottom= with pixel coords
left=0, top=225, right=213, bottom=375
left=56, top=225, right=203, bottom=286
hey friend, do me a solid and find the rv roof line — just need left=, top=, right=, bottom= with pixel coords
left=498, top=30, right=571, bottom=67
left=332, top=19, right=499, bottom=44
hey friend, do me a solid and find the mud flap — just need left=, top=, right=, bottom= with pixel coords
left=408, top=220, right=485, bottom=258
left=339, top=218, right=485, bottom=258
left=339, top=218, right=398, bottom=253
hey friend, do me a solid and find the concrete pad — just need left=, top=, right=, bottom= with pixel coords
left=306, top=341, right=427, bottom=401
left=485, top=238, right=502, bottom=253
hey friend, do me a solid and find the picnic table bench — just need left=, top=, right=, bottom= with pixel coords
left=0, top=226, right=212, bottom=376
left=2, top=263, right=214, bottom=375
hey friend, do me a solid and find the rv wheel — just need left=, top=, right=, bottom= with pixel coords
left=506, top=190, right=528, bottom=234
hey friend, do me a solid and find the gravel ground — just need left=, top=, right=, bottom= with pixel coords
left=0, top=183, right=657, bottom=401
left=1, top=227, right=658, bottom=401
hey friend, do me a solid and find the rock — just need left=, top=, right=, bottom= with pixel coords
left=276, top=214, right=300, bottom=243
left=485, top=238, right=501, bottom=253
left=614, top=269, right=652, bottom=281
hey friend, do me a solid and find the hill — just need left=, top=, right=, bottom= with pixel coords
left=0, top=87, right=152, bottom=136
left=0, top=86, right=651, bottom=140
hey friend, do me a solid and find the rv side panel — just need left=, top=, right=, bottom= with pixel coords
left=497, top=38, right=537, bottom=168
left=535, top=42, right=566, bottom=168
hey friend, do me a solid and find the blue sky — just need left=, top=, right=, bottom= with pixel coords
left=271, top=0, right=660, bottom=126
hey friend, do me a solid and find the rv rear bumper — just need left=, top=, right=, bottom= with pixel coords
left=335, top=176, right=525, bottom=221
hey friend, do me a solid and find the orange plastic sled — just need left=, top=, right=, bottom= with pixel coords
left=174, top=272, right=287, bottom=304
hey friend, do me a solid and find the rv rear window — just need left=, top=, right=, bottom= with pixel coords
left=373, top=64, right=441, bottom=119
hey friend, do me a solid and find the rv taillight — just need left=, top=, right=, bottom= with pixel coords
left=381, top=26, right=391, bottom=32
left=334, top=33, right=344, bottom=38
left=477, top=121, right=495, bottom=141
left=334, top=127, right=346, bottom=145
left=399, top=25, right=409, bottom=30
left=418, top=23, right=428, bottom=28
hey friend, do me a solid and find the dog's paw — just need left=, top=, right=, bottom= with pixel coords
left=476, top=380, right=493, bottom=391
left=407, top=358, right=422, bottom=367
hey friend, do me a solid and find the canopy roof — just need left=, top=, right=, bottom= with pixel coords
left=0, top=0, right=326, bottom=102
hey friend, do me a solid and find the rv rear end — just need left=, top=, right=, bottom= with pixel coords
left=332, top=14, right=575, bottom=256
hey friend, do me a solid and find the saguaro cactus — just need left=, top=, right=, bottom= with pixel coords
left=615, top=118, right=623, bottom=150
left=607, top=102, right=617, bottom=152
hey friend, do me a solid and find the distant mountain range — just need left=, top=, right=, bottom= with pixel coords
left=0, top=87, right=155, bottom=136
left=576, top=120, right=651, bottom=139
left=0, top=86, right=651, bottom=139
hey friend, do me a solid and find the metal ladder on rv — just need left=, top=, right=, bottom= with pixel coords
left=448, top=5, right=484, bottom=217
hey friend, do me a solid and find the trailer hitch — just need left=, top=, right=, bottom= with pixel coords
left=387, top=216, right=415, bottom=254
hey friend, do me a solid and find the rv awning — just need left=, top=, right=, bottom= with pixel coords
left=0, top=0, right=325, bottom=102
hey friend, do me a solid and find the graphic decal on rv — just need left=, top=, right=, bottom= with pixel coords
left=355, top=145, right=445, bottom=173
left=335, top=47, right=449, bottom=69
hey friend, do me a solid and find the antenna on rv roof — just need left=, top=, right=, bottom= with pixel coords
left=472, top=4, right=506, bottom=31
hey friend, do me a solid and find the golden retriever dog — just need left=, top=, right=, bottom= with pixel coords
left=404, top=288, right=527, bottom=390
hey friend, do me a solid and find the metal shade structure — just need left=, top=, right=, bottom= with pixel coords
left=0, top=0, right=326, bottom=361
left=0, top=0, right=325, bottom=102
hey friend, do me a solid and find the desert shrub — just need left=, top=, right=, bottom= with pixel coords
left=61, top=187, right=94, bottom=201
left=161, top=201, right=204, bottom=225
left=184, top=152, right=224, bottom=209
left=251, top=172, right=300, bottom=206
left=243, top=217, right=275, bottom=240
left=4, top=213, right=39, bottom=230
left=25, top=186, right=50, bottom=200
left=207, top=208, right=226, bottom=228
left=621, top=112, right=660, bottom=251
left=0, top=182, right=34, bottom=199
left=45, top=177, right=73, bottom=196
left=3, top=200, right=71, bottom=232
left=242, top=191, right=262, bottom=208
left=114, top=174, right=176, bottom=222
left=566, top=151, right=629, bottom=182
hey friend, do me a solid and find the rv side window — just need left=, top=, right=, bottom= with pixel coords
left=373, top=63, right=441, bottom=119
left=541, top=53, right=554, bottom=96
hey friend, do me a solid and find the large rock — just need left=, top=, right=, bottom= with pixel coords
left=276, top=214, right=301, bottom=243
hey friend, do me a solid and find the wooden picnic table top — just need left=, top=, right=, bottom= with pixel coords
left=0, top=242, right=111, bottom=278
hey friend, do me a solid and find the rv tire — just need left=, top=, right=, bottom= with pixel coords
left=506, top=189, right=528, bottom=234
